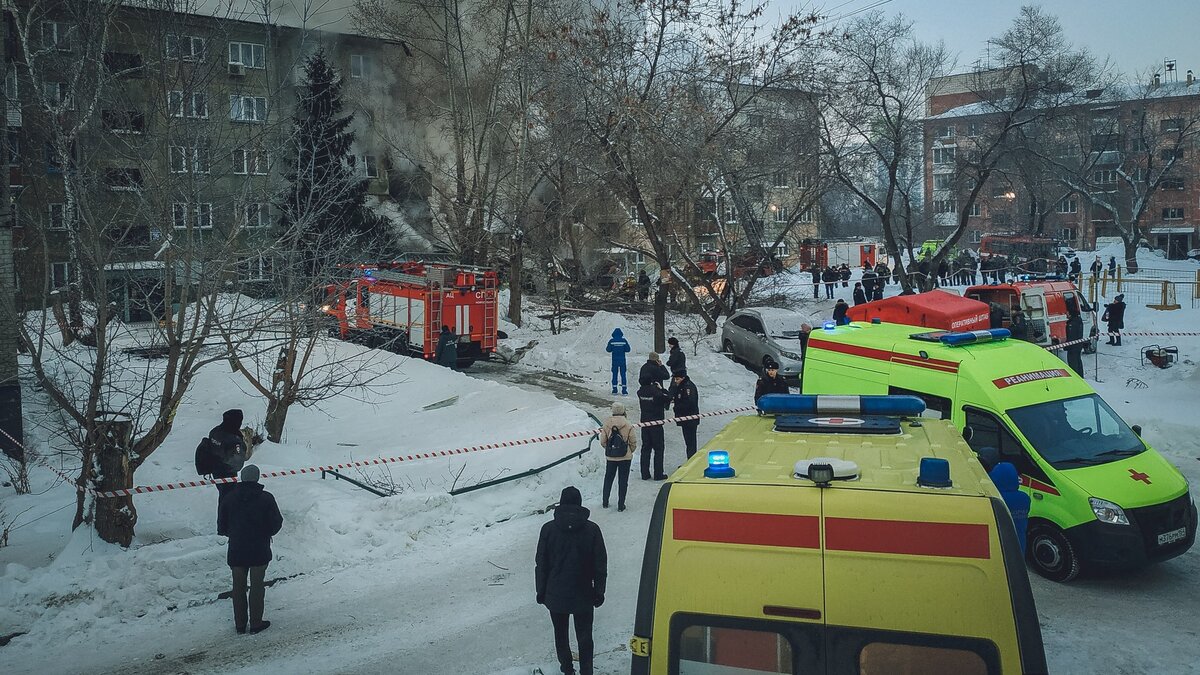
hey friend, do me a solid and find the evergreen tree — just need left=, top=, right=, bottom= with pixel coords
left=280, top=48, right=387, bottom=279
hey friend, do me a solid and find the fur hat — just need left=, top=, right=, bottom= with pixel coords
left=559, top=486, right=582, bottom=506
left=239, top=464, right=260, bottom=483
left=611, top=402, right=627, bottom=416
left=648, top=351, right=661, bottom=363
left=221, top=409, right=244, bottom=431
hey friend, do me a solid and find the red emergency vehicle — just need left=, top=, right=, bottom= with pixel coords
left=322, top=262, right=499, bottom=368
left=695, top=250, right=777, bottom=279
left=965, top=277, right=1097, bottom=351
left=846, top=290, right=991, bottom=331
left=979, top=234, right=1057, bottom=272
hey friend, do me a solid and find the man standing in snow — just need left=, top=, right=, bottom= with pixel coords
left=669, top=368, right=700, bottom=460
left=599, top=402, right=637, bottom=511
left=637, top=377, right=672, bottom=480
left=1090, top=256, right=1103, bottom=279
left=436, top=325, right=458, bottom=369
left=536, top=486, right=607, bottom=675
left=606, top=328, right=631, bottom=395
left=852, top=282, right=867, bottom=306
left=1103, top=294, right=1126, bottom=346
left=666, top=336, right=686, bottom=374
left=638, top=352, right=669, bottom=387
left=1108, top=255, right=1117, bottom=278
left=209, top=409, right=250, bottom=507
left=636, top=270, right=651, bottom=302
left=218, top=464, right=283, bottom=635
left=1065, top=308, right=1085, bottom=377
left=810, top=265, right=820, bottom=298
left=754, top=358, right=790, bottom=404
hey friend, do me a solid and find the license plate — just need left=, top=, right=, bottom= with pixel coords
left=1157, top=527, right=1187, bottom=546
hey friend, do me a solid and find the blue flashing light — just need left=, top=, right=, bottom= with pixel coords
left=823, top=321, right=836, bottom=331
left=918, top=457, right=952, bottom=488
left=939, top=328, right=1011, bottom=346
left=704, top=450, right=736, bottom=479
left=756, top=394, right=926, bottom=417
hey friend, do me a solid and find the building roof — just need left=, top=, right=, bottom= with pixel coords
left=930, top=79, right=1200, bottom=120
left=123, top=0, right=363, bottom=36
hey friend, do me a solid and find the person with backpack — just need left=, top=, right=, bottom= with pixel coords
left=535, top=486, right=607, bottom=675
left=217, top=464, right=284, bottom=635
left=599, top=402, right=638, bottom=511
left=668, top=368, right=700, bottom=460
left=637, top=377, right=672, bottom=481
left=606, top=328, right=631, bottom=395
left=204, top=409, right=252, bottom=510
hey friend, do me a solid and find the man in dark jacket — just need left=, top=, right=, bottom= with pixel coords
left=665, top=336, right=685, bottom=374
left=1065, top=309, right=1085, bottom=377
left=754, top=358, right=790, bottom=404
left=606, top=328, right=631, bottom=395
left=1069, top=257, right=1082, bottom=282
left=535, top=486, right=607, bottom=675
left=669, top=368, right=700, bottom=459
left=636, top=270, right=651, bottom=302
left=852, top=282, right=867, bottom=306
left=436, top=325, right=458, bottom=369
left=822, top=267, right=836, bottom=299
left=217, top=464, right=283, bottom=635
left=1103, top=294, right=1126, bottom=345
left=638, top=352, right=669, bottom=388
left=637, top=378, right=673, bottom=480
left=832, top=299, right=849, bottom=325
left=988, top=302, right=1007, bottom=330
left=861, top=268, right=876, bottom=300
left=809, top=266, right=820, bottom=298
left=209, top=409, right=249, bottom=506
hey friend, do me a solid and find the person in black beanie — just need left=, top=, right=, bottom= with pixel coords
left=209, top=409, right=250, bottom=506
left=669, top=368, right=700, bottom=460
left=666, top=336, right=686, bottom=374
left=535, top=486, right=607, bottom=675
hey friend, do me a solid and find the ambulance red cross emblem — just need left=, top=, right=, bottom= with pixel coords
left=811, top=417, right=865, bottom=426
left=1128, top=468, right=1152, bottom=485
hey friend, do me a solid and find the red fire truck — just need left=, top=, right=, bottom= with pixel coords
left=322, top=262, right=499, bottom=368
left=965, top=277, right=1098, bottom=352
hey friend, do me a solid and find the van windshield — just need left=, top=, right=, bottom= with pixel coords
left=1007, top=394, right=1145, bottom=469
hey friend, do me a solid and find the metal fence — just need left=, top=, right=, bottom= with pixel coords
left=1086, top=269, right=1200, bottom=309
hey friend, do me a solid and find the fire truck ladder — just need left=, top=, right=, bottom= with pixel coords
left=426, top=281, right=443, bottom=357
left=481, top=274, right=498, bottom=351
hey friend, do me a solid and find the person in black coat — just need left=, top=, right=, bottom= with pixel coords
left=832, top=299, right=849, bottom=325
left=988, top=302, right=1007, bottom=330
left=435, top=325, right=458, bottom=369
left=852, top=282, right=867, bottom=306
left=839, top=264, right=851, bottom=287
left=809, top=266, right=820, bottom=298
left=217, top=464, right=283, bottom=635
left=638, top=352, right=670, bottom=388
left=1069, top=257, right=1082, bottom=282
left=666, top=337, right=686, bottom=374
left=636, top=270, right=651, bottom=302
left=822, top=267, right=836, bottom=299
left=637, top=378, right=673, bottom=480
left=1103, top=294, right=1126, bottom=345
left=209, top=409, right=250, bottom=508
left=754, top=358, right=790, bottom=404
left=1065, top=310, right=1085, bottom=377
left=668, top=368, right=700, bottom=459
left=535, top=486, right=607, bottom=675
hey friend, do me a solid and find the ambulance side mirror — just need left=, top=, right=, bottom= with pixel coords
left=1131, top=424, right=1142, bottom=437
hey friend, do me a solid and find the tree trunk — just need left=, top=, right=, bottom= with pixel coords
left=1123, top=237, right=1140, bottom=275
left=508, top=241, right=523, bottom=327
left=654, top=276, right=668, bottom=354
left=92, top=414, right=137, bottom=547
left=265, top=397, right=290, bottom=444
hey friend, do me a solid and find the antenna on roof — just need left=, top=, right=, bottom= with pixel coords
left=1165, top=59, right=1178, bottom=82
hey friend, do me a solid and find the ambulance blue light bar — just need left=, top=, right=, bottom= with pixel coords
left=756, top=394, right=926, bottom=417
left=704, top=450, right=736, bottom=479
left=938, top=328, right=1010, bottom=346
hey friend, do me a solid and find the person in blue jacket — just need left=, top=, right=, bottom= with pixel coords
left=989, top=462, right=1030, bottom=555
left=606, top=328, right=631, bottom=395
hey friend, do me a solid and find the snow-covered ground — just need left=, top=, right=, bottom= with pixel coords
left=1, top=246, right=1198, bottom=674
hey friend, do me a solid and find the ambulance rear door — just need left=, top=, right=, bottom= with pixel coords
left=1020, top=288, right=1051, bottom=345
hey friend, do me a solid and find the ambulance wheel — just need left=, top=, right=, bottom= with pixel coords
left=1028, top=523, right=1080, bottom=582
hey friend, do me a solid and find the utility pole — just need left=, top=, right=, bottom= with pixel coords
left=0, top=18, right=23, bottom=462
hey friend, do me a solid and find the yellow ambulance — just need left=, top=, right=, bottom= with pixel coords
left=629, top=394, right=1046, bottom=675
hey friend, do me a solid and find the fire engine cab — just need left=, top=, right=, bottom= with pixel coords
left=321, top=262, right=499, bottom=369
left=965, top=278, right=1097, bottom=352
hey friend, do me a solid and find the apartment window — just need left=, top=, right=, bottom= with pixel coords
left=229, top=95, right=267, bottom=122
left=4, top=130, right=17, bottom=165
left=41, top=82, right=71, bottom=109
left=969, top=202, right=982, bottom=217
left=1161, top=148, right=1184, bottom=161
left=165, top=34, right=207, bottom=61
left=969, top=230, right=983, bottom=244
left=50, top=261, right=73, bottom=288
left=45, top=142, right=62, bottom=174
left=799, top=207, right=813, bottom=223
left=933, top=199, right=957, bottom=214
left=933, top=174, right=953, bottom=190
left=350, top=54, right=369, bottom=79
left=796, top=173, right=812, bottom=189
left=5, top=69, right=17, bottom=102
left=41, top=21, right=73, bottom=51
left=48, top=203, right=67, bottom=230
left=169, top=143, right=210, bottom=173
left=935, top=125, right=955, bottom=139
left=723, top=200, right=737, bottom=223
left=101, top=109, right=146, bottom=134
left=773, top=206, right=788, bottom=223
left=1056, top=197, right=1078, bottom=214
left=1130, top=137, right=1148, bottom=152
left=228, top=42, right=265, bottom=69
left=967, top=122, right=981, bottom=137
left=1093, top=169, right=1118, bottom=184
left=169, top=91, right=208, bottom=118
left=173, top=202, right=213, bottom=229
left=1060, top=227, right=1077, bottom=242
left=1131, top=167, right=1146, bottom=182
left=105, top=167, right=144, bottom=191
left=932, top=147, right=956, bottom=165
left=243, top=203, right=270, bottom=228
left=239, top=255, right=272, bottom=281
left=1161, top=118, right=1184, bottom=133
left=363, top=154, right=379, bottom=178
left=772, top=171, right=788, bottom=188
left=103, top=51, right=144, bottom=77
left=1090, top=133, right=1120, bottom=150
left=233, top=146, right=268, bottom=175
left=1162, top=207, right=1185, bottom=220
left=628, top=205, right=642, bottom=225
left=1161, top=177, right=1185, bottom=191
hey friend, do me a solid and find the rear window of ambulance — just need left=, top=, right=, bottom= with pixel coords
left=859, top=642, right=988, bottom=675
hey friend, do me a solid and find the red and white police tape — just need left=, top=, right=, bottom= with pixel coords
left=4, top=405, right=755, bottom=499
left=1042, top=330, right=1200, bottom=352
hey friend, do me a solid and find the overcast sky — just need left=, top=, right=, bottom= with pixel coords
left=774, top=0, right=1200, bottom=79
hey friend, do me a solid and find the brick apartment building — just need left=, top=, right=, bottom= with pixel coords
left=3, top=2, right=404, bottom=316
left=924, top=68, right=1200, bottom=257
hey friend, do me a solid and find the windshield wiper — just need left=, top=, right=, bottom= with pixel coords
left=1055, top=456, right=1101, bottom=467
left=1096, top=448, right=1142, bottom=458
